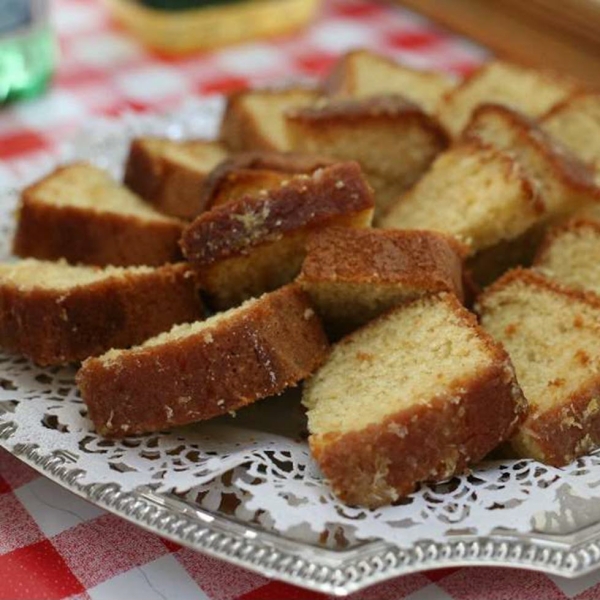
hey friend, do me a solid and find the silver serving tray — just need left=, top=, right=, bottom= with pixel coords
left=3, top=98, right=600, bottom=595
left=4, top=431, right=600, bottom=596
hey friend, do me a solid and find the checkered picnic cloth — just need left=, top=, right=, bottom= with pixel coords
left=2, top=1, right=599, bottom=598
left=4, top=451, right=600, bottom=600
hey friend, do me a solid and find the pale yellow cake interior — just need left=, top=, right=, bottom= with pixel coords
left=304, top=295, right=491, bottom=436
left=380, top=143, right=540, bottom=253
left=141, top=138, right=228, bottom=172
left=332, top=50, right=455, bottom=114
left=479, top=275, right=600, bottom=412
left=0, top=259, right=154, bottom=291
left=300, top=279, right=424, bottom=335
left=535, top=224, right=600, bottom=295
left=30, top=163, right=180, bottom=222
left=242, top=89, right=319, bottom=151
left=287, top=108, right=443, bottom=218
left=542, top=94, right=600, bottom=177
left=98, top=294, right=262, bottom=364
left=465, top=107, right=596, bottom=217
left=439, top=61, right=575, bottom=136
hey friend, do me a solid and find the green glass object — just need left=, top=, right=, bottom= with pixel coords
left=0, top=0, right=56, bottom=104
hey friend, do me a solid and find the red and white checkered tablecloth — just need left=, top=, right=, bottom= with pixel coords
left=2, top=1, right=600, bottom=599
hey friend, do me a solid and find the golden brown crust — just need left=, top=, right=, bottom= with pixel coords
left=77, top=284, right=329, bottom=437
left=476, top=267, right=600, bottom=465
left=324, top=49, right=451, bottom=99
left=199, top=151, right=336, bottom=210
left=439, top=61, right=579, bottom=127
left=13, top=196, right=183, bottom=267
left=540, top=91, right=600, bottom=121
left=512, top=379, right=600, bottom=466
left=289, top=93, right=424, bottom=122
left=124, top=138, right=227, bottom=220
left=462, top=103, right=600, bottom=202
left=298, top=227, right=466, bottom=299
left=181, top=162, right=374, bottom=268
left=309, top=294, right=526, bottom=507
left=287, top=94, right=449, bottom=148
left=219, top=87, right=320, bottom=152
left=477, top=266, right=600, bottom=311
left=298, top=227, right=467, bottom=338
left=288, top=94, right=450, bottom=222
left=0, top=264, right=203, bottom=366
left=208, top=169, right=290, bottom=208
left=379, top=137, right=546, bottom=253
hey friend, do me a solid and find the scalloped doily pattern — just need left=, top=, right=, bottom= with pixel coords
left=2, top=98, right=600, bottom=550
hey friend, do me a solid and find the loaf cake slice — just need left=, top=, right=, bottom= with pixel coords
left=219, top=87, right=320, bottom=152
left=541, top=93, right=600, bottom=177
left=534, top=218, right=600, bottom=296
left=303, top=292, right=526, bottom=507
left=124, top=137, right=228, bottom=219
left=181, top=161, right=374, bottom=309
left=200, top=151, right=335, bottom=209
left=13, top=163, right=184, bottom=267
left=0, top=259, right=203, bottom=366
left=286, top=95, right=449, bottom=220
left=477, top=269, right=600, bottom=465
left=463, top=104, right=600, bottom=219
left=380, top=140, right=544, bottom=256
left=325, top=49, right=455, bottom=114
left=77, top=284, right=329, bottom=437
left=297, top=227, right=466, bottom=337
left=438, top=61, right=578, bottom=136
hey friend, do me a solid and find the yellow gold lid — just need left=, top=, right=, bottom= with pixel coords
left=104, top=0, right=321, bottom=54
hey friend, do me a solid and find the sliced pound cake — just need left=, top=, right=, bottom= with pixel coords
left=477, top=269, right=600, bottom=465
left=200, top=151, right=335, bottom=209
left=181, top=162, right=374, bottom=309
left=13, top=163, right=184, bottom=267
left=297, top=227, right=466, bottom=337
left=0, top=260, right=203, bottom=366
left=325, top=49, right=455, bottom=114
left=77, top=284, right=329, bottom=437
left=303, top=292, right=526, bottom=507
left=286, top=95, right=449, bottom=220
left=219, top=87, right=320, bottom=152
left=463, top=104, right=600, bottom=219
left=438, top=61, right=578, bottom=136
left=124, top=137, right=228, bottom=219
left=541, top=93, right=600, bottom=178
left=534, top=219, right=600, bottom=296
left=380, top=140, right=544, bottom=257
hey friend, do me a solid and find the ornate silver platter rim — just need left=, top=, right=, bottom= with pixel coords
left=3, top=426, right=600, bottom=596
left=3, top=97, right=600, bottom=594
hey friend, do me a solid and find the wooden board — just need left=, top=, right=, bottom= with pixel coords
left=395, top=0, right=600, bottom=88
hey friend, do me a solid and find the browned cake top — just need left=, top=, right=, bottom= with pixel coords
left=199, top=151, right=336, bottom=209
left=462, top=103, right=600, bottom=197
left=286, top=94, right=448, bottom=141
left=77, top=284, right=330, bottom=436
left=300, top=226, right=466, bottom=284
left=181, top=161, right=374, bottom=267
left=478, top=267, right=600, bottom=311
left=289, top=93, right=417, bottom=117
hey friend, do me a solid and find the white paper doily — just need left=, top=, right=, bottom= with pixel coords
left=2, top=97, right=600, bottom=556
